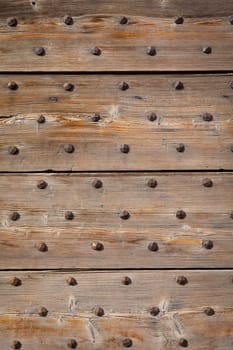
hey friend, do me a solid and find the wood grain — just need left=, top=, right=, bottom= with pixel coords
left=0, top=173, right=232, bottom=269
left=0, top=16, right=233, bottom=71
left=0, top=74, right=232, bottom=171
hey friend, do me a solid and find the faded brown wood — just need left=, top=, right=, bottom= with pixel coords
left=1, top=0, right=233, bottom=18
left=0, top=173, right=232, bottom=269
left=0, top=74, right=232, bottom=171
left=0, top=16, right=233, bottom=71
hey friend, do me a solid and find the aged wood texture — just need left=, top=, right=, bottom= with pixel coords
left=0, top=270, right=232, bottom=349
left=0, top=74, right=232, bottom=171
left=0, top=16, right=233, bottom=71
left=0, top=173, right=232, bottom=269
left=1, top=0, right=233, bottom=18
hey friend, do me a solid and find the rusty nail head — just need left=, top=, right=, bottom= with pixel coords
left=38, top=306, right=48, bottom=317
left=229, top=16, right=233, bottom=24
left=231, top=145, right=233, bottom=152
left=120, top=210, right=130, bottom=220
left=37, top=242, right=48, bottom=252
left=12, top=341, right=22, bottom=349
left=120, top=144, right=130, bottom=153
left=150, top=306, right=160, bottom=316
left=7, top=17, right=18, bottom=27
left=174, top=81, right=184, bottom=90
left=63, top=82, right=74, bottom=91
left=230, top=211, right=233, bottom=219
left=122, top=338, right=133, bottom=348
left=92, top=113, right=101, bottom=122
left=176, top=276, right=188, bottom=286
left=179, top=338, right=188, bottom=347
left=67, top=339, right=78, bottom=349
left=37, top=115, right=46, bottom=123
left=148, top=242, right=159, bottom=252
left=64, top=144, right=75, bottom=153
left=8, top=145, right=19, bottom=155
left=10, top=212, right=20, bottom=221
left=202, top=113, right=213, bottom=122
left=202, top=178, right=213, bottom=188
left=119, top=16, right=128, bottom=25
left=91, top=241, right=104, bottom=251
left=66, top=276, right=77, bottom=286
left=64, top=15, right=74, bottom=25
left=11, top=277, right=22, bottom=287
left=122, top=276, right=132, bottom=285
left=93, top=306, right=104, bottom=317
left=147, top=46, right=156, bottom=56
left=92, top=179, right=103, bottom=189
left=204, top=307, right=215, bottom=316
left=176, top=143, right=185, bottom=153
left=8, top=81, right=18, bottom=90
left=119, top=81, right=129, bottom=91
left=37, top=180, right=48, bottom=189
left=65, top=211, right=74, bottom=220
left=174, top=16, right=184, bottom=24
left=91, top=46, right=102, bottom=56
left=34, top=47, right=46, bottom=56
left=147, top=112, right=157, bottom=121
left=176, top=210, right=186, bottom=219
left=202, top=239, right=213, bottom=250
left=147, top=178, right=158, bottom=188
left=202, top=46, right=212, bottom=54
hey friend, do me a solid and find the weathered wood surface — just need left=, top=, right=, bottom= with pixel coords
left=0, top=74, right=232, bottom=171
left=0, top=173, right=232, bottom=269
left=1, top=0, right=233, bottom=18
left=0, top=270, right=232, bottom=349
left=0, top=16, right=233, bottom=71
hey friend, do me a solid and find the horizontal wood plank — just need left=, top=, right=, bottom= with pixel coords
left=0, top=74, right=232, bottom=171
left=1, top=0, right=233, bottom=18
left=0, top=173, right=232, bottom=269
left=0, top=16, right=233, bottom=71
left=0, top=270, right=232, bottom=349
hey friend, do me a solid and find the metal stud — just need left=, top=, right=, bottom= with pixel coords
left=204, top=307, right=215, bottom=316
left=174, top=81, right=184, bottom=90
left=119, top=16, right=128, bottom=25
left=64, top=15, right=74, bottom=25
left=10, top=212, right=20, bottom=221
left=174, top=16, right=184, bottom=24
left=122, top=276, right=132, bottom=285
left=119, top=81, right=129, bottom=91
left=202, top=178, right=213, bottom=188
left=11, top=277, right=22, bottom=287
left=37, top=180, right=48, bottom=189
left=37, top=115, right=46, bottom=124
left=91, top=47, right=102, bottom=56
left=7, top=17, right=18, bottom=27
left=120, top=210, right=130, bottom=220
left=64, top=144, right=75, bottom=153
left=202, top=239, right=213, bottom=250
left=11, top=341, right=22, bottom=349
left=120, top=144, right=130, bottom=153
left=148, top=242, right=159, bottom=252
left=91, top=241, right=104, bottom=251
left=37, top=242, right=48, bottom=252
left=8, top=145, right=19, bottom=155
left=38, top=306, right=48, bottom=317
left=122, top=338, right=133, bottom=348
left=67, top=339, right=78, bottom=349
left=34, top=47, right=46, bottom=56
left=176, top=276, right=188, bottom=286
left=147, top=46, right=156, bottom=56
left=66, top=276, right=77, bottom=286
left=63, top=83, right=74, bottom=91
left=147, top=178, right=158, bottom=188
left=179, top=338, right=188, bottom=347
left=65, top=211, right=74, bottom=220
left=93, top=306, right=105, bottom=317
left=147, top=112, right=157, bottom=121
left=176, top=143, right=185, bottom=153
left=92, top=113, right=101, bottom=122
left=202, top=113, right=213, bottom=122
left=8, top=81, right=18, bottom=90
left=92, top=179, right=103, bottom=189
left=202, top=46, right=212, bottom=54
left=176, top=210, right=186, bottom=219
left=150, top=306, right=160, bottom=316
